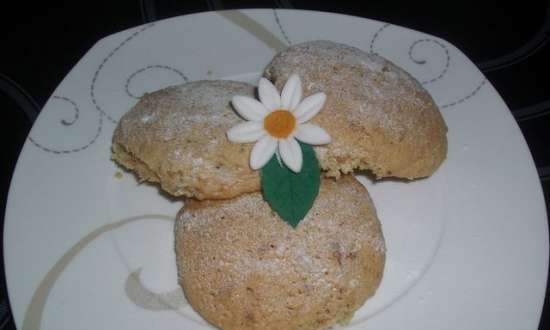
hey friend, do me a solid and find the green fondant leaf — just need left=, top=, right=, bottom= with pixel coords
left=261, top=142, right=320, bottom=228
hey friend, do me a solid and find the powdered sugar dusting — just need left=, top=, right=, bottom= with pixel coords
left=178, top=177, right=385, bottom=283
left=113, top=80, right=261, bottom=199
left=118, top=80, right=254, bottom=142
left=265, top=40, right=434, bottom=137
left=175, top=177, right=385, bottom=329
left=140, top=114, right=153, bottom=123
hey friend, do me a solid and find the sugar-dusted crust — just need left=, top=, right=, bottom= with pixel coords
left=265, top=40, right=448, bottom=179
left=112, top=41, right=447, bottom=199
left=112, top=80, right=260, bottom=199
left=175, top=176, right=385, bottom=330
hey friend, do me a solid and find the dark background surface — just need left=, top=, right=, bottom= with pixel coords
left=1, top=0, right=549, bottom=329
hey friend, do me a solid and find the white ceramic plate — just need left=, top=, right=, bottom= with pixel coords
left=4, top=9, right=548, bottom=330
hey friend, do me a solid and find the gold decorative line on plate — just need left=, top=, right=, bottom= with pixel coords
left=217, top=10, right=287, bottom=52
left=21, top=214, right=174, bottom=330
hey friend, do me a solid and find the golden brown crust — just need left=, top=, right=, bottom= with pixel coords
left=112, top=41, right=447, bottom=200
left=175, top=176, right=385, bottom=330
left=265, top=40, right=448, bottom=179
left=112, top=80, right=260, bottom=199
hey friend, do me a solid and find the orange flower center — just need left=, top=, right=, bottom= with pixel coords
left=264, top=110, right=296, bottom=139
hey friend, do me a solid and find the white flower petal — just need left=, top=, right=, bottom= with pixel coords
left=258, top=78, right=281, bottom=111
left=294, top=123, right=332, bottom=145
left=227, top=121, right=265, bottom=143
left=293, top=93, right=326, bottom=123
left=232, top=96, right=269, bottom=121
left=280, top=74, right=302, bottom=110
left=279, top=138, right=303, bottom=173
left=250, top=135, right=278, bottom=170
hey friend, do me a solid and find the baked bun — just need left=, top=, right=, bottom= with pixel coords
left=175, top=176, right=385, bottom=330
left=112, top=80, right=259, bottom=200
left=265, top=40, right=447, bottom=179
left=113, top=41, right=447, bottom=200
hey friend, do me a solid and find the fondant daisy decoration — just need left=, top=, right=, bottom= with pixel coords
left=227, top=74, right=331, bottom=173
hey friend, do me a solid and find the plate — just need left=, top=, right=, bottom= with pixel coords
left=4, top=9, right=548, bottom=330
